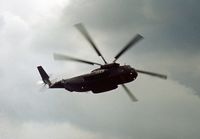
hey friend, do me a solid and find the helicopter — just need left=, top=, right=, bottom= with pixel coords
left=37, top=23, right=167, bottom=101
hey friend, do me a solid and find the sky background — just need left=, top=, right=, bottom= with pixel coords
left=0, top=0, right=200, bottom=139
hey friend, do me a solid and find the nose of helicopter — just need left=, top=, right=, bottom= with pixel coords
left=130, top=68, right=138, bottom=80
left=123, top=65, right=138, bottom=81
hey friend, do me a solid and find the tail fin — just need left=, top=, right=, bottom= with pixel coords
left=37, top=66, right=51, bottom=87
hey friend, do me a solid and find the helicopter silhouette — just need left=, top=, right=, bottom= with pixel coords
left=37, top=23, right=167, bottom=101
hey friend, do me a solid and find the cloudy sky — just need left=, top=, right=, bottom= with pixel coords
left=0, top=0, right=200, bottom=138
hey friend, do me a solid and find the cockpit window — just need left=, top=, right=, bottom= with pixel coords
left=123, top=65, right=131, bottom=69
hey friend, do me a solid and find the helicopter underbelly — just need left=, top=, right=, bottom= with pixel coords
left=63, top=72, right=137, bottom=93
left=91, top=84, right=118, bottom=93
left=66, top=82, right=118, bottom=93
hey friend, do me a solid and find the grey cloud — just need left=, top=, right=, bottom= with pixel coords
left=148, top=0, right=200, bottom=52
left=62, top=0, right=200, bottom=51
left=63, top=0, right=145, bottom=29
left=1, top=0, right=200, bottom=139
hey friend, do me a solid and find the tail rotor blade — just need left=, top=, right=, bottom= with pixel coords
left=114, top=34, right=143, bottom=62
left=54, top=53, right=102, bottom=66
left=37, top=80, right=44, bottom=85
left=136, top=69, right=167, bottom=79
left=121, top=84, right=138, bottom=102
left=75, top=23, right=107, bottom=64
left=36, top=80, right=47, bottom=92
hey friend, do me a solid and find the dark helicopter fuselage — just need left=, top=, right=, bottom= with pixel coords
left=51, top=63, right=137, bottom=93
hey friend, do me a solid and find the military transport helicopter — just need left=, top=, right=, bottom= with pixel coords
left=37, top=23, right=167, bottom=101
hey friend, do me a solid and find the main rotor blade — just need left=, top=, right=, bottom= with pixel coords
left=114, top=34, right=143, bottom=62
left=121, top=84, right=138, bottom=102
left=75, top=23, right=107, bottom=64
left=53, top=53, right=102, bottom=66
left=136, top=69, right=167, bottom=79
